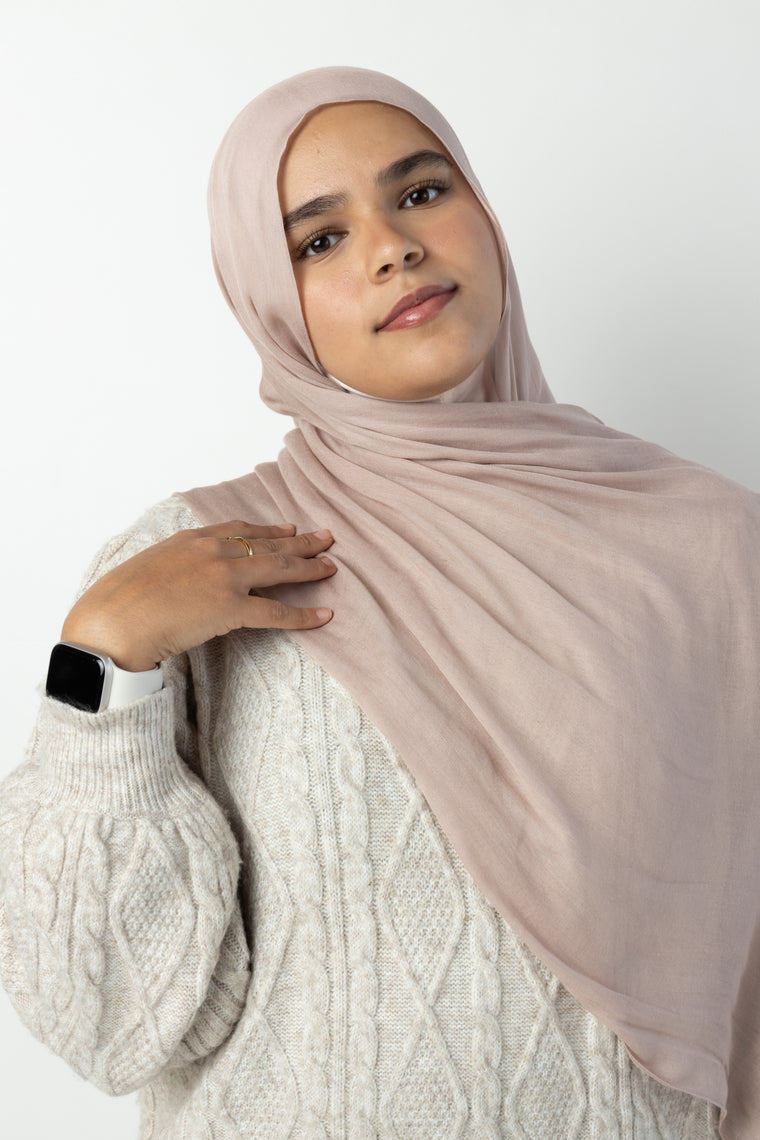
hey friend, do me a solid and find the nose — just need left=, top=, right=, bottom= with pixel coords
left=366, top=215, right=424, bottom=280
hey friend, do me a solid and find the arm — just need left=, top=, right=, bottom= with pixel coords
left=0, top=681, right=246, bottom=1095
left=0, top=497, right=335, bottom=1095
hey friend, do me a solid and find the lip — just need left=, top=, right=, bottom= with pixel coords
left=376, top=284, right=457, bottom=332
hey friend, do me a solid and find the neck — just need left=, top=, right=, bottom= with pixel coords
left=330, top=357, right=497, bottom=404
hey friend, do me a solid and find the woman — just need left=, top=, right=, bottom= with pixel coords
left=1, top=66, right=758, bottom=1139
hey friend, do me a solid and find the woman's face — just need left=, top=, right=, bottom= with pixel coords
left=278, top=101, right=503, bottom=400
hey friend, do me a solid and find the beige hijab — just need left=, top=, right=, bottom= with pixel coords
left=183, top=67, right=760, bottom=1137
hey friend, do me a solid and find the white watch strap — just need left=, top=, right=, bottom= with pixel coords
left=105, top=657, right=164, bottom=708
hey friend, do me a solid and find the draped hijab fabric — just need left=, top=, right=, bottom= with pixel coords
left=182, top=67, right=760, bottom=1137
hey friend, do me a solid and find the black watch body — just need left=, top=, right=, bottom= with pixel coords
left=46, top=642, right=112, bottom=713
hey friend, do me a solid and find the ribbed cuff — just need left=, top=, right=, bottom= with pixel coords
left=36, top=688, right=198, bottom=816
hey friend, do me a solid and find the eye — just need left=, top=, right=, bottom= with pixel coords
left=296, top=230, right=342, bottom=260
left=400, top=179, right=448, bottom=209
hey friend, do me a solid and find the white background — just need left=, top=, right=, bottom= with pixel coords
left=1, top=0, right=758, bottom=1135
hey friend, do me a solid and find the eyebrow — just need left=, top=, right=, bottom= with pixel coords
left=282, top=149, right=452, bottom=232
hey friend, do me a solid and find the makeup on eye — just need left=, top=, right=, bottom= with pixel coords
left=290, top=175, right=452, bottom=261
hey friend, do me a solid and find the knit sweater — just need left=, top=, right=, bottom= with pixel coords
left=0, top=497, right=721, bottom=1139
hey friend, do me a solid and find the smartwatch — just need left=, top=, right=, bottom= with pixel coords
left=46, top=641, right=163, bottom=713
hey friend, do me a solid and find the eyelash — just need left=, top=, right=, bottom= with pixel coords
left=400, top=177, right=449, bottom=208
left=293, top=177, right=451, bottom=261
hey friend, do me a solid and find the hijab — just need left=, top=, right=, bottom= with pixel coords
left=182, top=67, right=760, bottom=1137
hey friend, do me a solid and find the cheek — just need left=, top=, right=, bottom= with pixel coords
left=298, top=267, right=359, bottom=368
left=458, top=211, right=501, bottom=281
left=441, top=209, right=503, bottom=344
left=433, top=206, right=502, bottom=298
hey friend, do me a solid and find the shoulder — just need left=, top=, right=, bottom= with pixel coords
left=689, top=465, right=760, bottom=541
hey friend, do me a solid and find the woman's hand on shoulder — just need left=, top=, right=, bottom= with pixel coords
left=60, top=522, right=336, bottom=672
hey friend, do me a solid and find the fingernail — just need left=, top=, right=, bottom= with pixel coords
left=318, top=556, right=336, bottom=569
left=276, top=523, right=296, bottom=531
left=316, top=608, right=332, bottom=620
left=314, top=529, right=332, bottom=540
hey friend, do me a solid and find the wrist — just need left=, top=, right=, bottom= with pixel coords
left=60, top=616, right=158, bottom=674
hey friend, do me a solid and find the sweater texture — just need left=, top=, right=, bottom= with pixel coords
left=0, top=497, right=720, bottom=1139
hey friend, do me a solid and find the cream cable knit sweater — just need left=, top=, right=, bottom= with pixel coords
left=0, top=497, right=720, bottom=1140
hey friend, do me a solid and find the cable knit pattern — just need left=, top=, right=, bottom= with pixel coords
left=278, top=635, right=329, bottom=1137
left=468, top=877, right=502, bottom=1138
left=330, top=686, right=378, bottom=1137
left=378, top=781, right=468, bottom=1136
left=0, top=496, right=722, bottom=1139
left=586, top=1016, right=620, bottom=1137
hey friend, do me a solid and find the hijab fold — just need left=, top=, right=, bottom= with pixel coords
left=182, top=67, right=760, bottom=1138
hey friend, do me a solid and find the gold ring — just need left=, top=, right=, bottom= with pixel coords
left=226, top=535, right=253, bottom=556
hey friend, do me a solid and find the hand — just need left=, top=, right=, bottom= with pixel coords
left=61, top=522, right=336, bottom=672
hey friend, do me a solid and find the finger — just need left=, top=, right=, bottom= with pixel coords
left=247, top=529, right=334, bottom=559
left=198, top=520, right=298, bottom=541
left=243, top=596, right=333, bottom=630
left=232, top=551, right=337, bottom=587
left=219, top=529, right=334, bottom=560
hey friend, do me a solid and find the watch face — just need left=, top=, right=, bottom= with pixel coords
left=46, top=643, right=107, bottom=713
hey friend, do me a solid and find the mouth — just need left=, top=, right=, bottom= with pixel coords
left=376, top=284, right=457, bottom=332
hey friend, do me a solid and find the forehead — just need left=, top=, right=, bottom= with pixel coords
left=278, top=101, right=443, bottom=205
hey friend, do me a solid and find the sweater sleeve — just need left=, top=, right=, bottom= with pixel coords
left=0, top=498, right=251, bottom=1096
